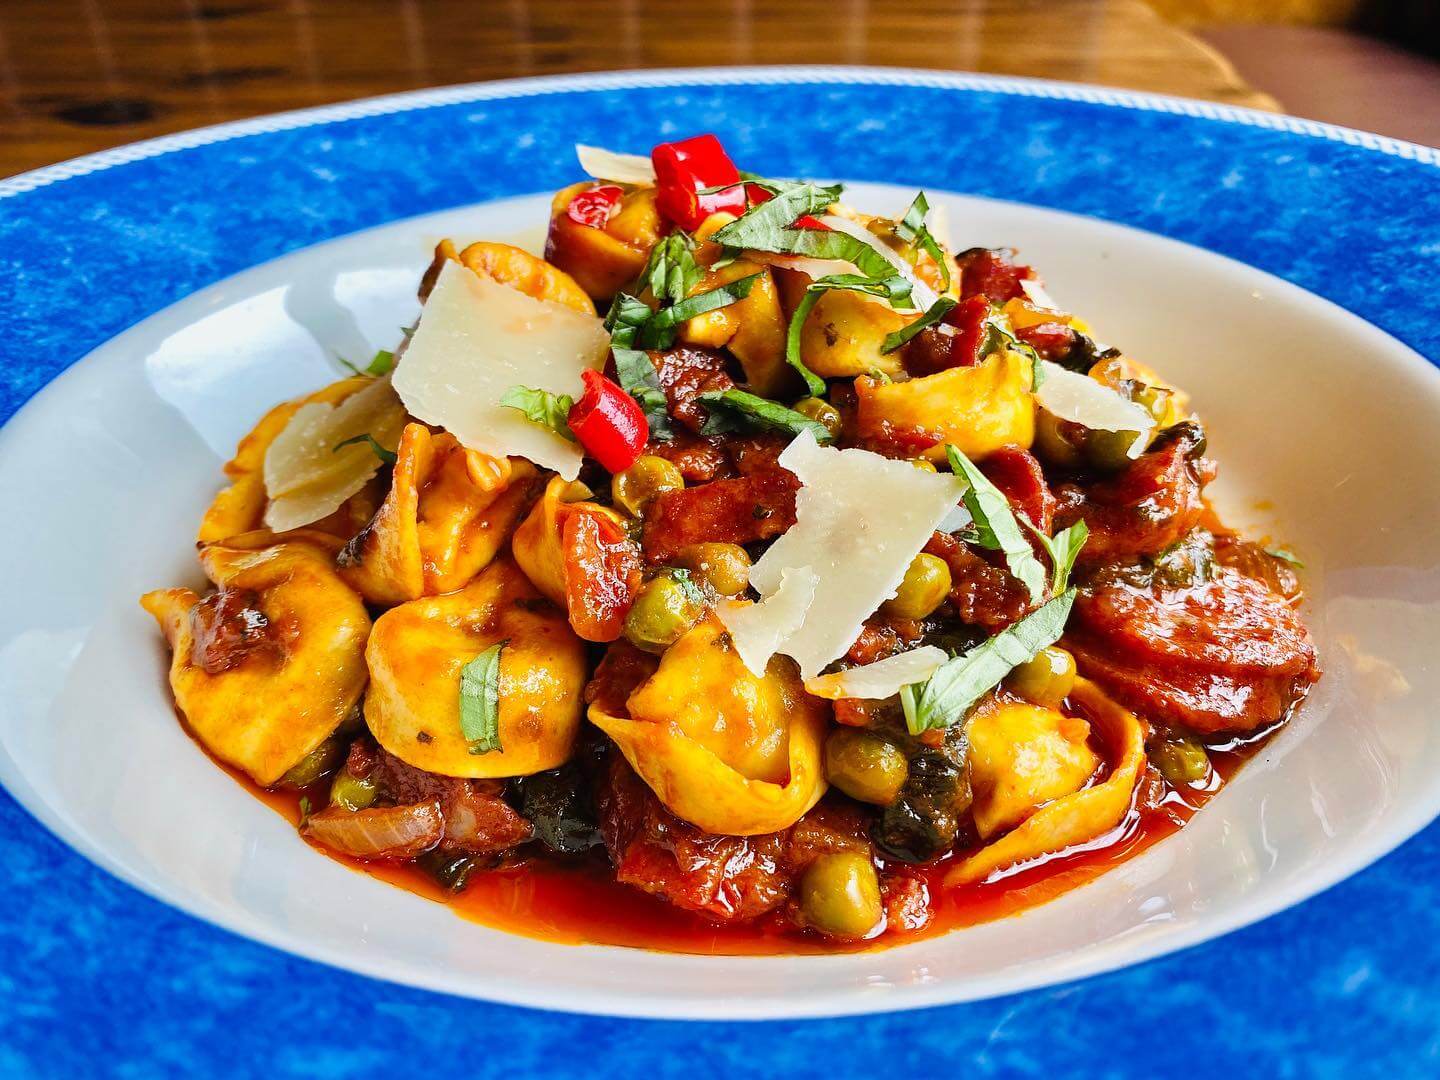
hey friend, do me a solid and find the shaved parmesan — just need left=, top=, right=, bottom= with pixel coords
left=392, top=261, right=609, bottom=480
left=745, top=251, right=862, bottom=281
left=749, top=431, right=967, bottom=679
left=804, top=646, right=949, bottom=701
left=819, top=214, right=940, bottom=313
left=576, top=144, right=656, bottom=186
left=1034, top=361, right=1155, bottom=458
left=262, top=375, right=406, bottom=532
left=937, top=501, right=974, bottom=535
left=715, top=567, right=818, bottom=677
left=1020, top=277, right=1062, bottom=312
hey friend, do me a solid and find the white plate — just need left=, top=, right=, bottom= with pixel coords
left=1, top=186, right=1436, bottom=1019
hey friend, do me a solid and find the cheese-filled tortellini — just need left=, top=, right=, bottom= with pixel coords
left=946, top=679, right=1146, bottom=887
left=198, top=375, right=389, bottom=545
left=364, top=558, right=587, bottom=778
left=589, top=618, right=828, bottom=835
left=854, top=347, right=1035, bottom=461
left=793, top=287, right=913, bottom=380
left=677, top=258, right=791, bottom=397
left=140, top=536, right=371, bottom=786
left=339, top=422, right=541, bottom=606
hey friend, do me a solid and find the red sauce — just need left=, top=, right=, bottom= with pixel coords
left=219, top=727, right=1272, bottom=956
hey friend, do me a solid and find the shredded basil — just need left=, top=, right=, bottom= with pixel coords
left=499, top=385, right=576, bottom=441
left=894, top=192, right=952, bottom=291
left=1023, top=518, right=1090, bottom=595
left=698, top=389, right=836, bottom=444
left=882, top=296, right=959, bottom=354
left=642, top=233, right=704, bottom=306
left=332, top=432, right=397, bottom=466
left=366, top=349, right=396, bottom=376
left=904, top=592, right=1076, bottom=733
left=945, top=444, right=1048, bottom=603
left=606, top=293, right=672, bottom=440
left=635, top=273, right=760, bottom=347
left=459, top=642, right=506, bottom=754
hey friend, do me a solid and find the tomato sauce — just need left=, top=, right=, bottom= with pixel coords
left=218, top=724, right=1273, bottom=956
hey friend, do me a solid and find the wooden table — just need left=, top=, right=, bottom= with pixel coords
left=0, top=0, right=1276, bottom=179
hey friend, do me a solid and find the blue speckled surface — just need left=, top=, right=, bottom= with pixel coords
left=2, top=71, right=1438, bottom=1077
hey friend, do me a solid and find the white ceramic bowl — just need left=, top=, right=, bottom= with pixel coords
left=0, top=185, right=1436, bottom=1019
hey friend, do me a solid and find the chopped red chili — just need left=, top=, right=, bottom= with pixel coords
left=565, top=184, right=624, bottom=229
left=567, top=369, right=648, bottom=474
left=651, top=134, right=747, bottom=230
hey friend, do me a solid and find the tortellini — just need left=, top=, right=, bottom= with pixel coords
left=364, top=558, right=587, bottom=778
left=589, top=618, right=828, bottom=835
left=422, top=239, right=596, bottom=314
left=678, top=258, right=791, bottom=397
left=339, top=422, right=541, bottom=606
left=793, top=288, right=912, bottom=380
left=854, top=347, right=1035, bottom=461
left=945, top=679, right=1146, bottom=887
left=140, top=536, right=371, bottom=786
left=198, top=376, right=386, bottom=545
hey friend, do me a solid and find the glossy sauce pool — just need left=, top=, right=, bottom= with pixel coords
left=224, top=728, right=1274, bottom=956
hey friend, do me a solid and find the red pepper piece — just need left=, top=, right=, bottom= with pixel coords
left=793, top=215, right=831, bottom=230
left=561, top=508, right=641, bottom=642
left=956, top=247, right=1034, bottom=302
left=565, top=184, right=624, bottom=229
left=651, top=134, right=747, bottom=230
left=567, top=369, right=648, bottom=473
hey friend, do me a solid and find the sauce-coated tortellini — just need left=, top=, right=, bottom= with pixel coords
left=364, top=558, right=587, bottom=778
left=792, top=287, right=913, bottom=380
left=677, top=257, right=791, bottom=397
left=140, top=536, right=371, bottom=786
left=544, top=183, right=664, bottom=301
left=589, top=618, right=828, bottom=835
left=945, top=679, right=1146, bottom=887
left=420, top=238, right=596, bottom=314
left=339, top=422, right=541, bottom=606
left=199, top=376, right=384, bottom=545
left=854, top=348, right=1035, bottom=461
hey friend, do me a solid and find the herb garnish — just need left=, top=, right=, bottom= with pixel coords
left=784, top=273, right=911, bottom=396
left=901, top=592, right=1076, bottom=734
left=459, top=641, right=506, bottom=754
left=635, top=273, right=760, bottom=347
left=332, top=433, right=397, bottom=465
left=1266, top=546, right=1305, bottom=569
left=894, top=192, right=951, bottom=291
left=698, top=389, right=837, bottom=443
left=882, top=296, right=959, bottom=354
left=1023, top=518, right=1090, bottom=595
left=499, top=386, right=576, bottom=441
left=606, top=294, right=672, bottom=439
left=945, top=444, right=1048, bottom=603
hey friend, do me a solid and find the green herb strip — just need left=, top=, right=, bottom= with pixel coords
left=332, top=432, right=397, bottom=466
left=499, top=386, right=576, bottom=441
left=459, top=641, right=506, bottom=754
left=894, top=192, right=951, bottom=291
left=882, top=296, right=958, bottom=354
left=945, top=444, right=1047, bottom=603
left=697, top=389, right=836, bottom=444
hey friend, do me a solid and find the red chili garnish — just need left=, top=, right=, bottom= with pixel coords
left=746, top=183, right=774, bottom=207
left=567, top=369, right=648, bottom=473
left=565, top=184, right=624, bottom=229
left=651, top=134, right=747, bottom=230
left=793, top=215, right=831, bottom=230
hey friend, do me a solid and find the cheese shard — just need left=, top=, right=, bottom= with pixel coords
left=749, top=431, right=968, bottom=679
left=1035, top=360, right=1154, bottom=458
left=392, top=261, right=609, bottom=480
left=716, top=567, right=818, bottom=677
left=576, top=144, right=656, bottom=186
left=262, top=375, right=406, bottom=532
left=804, top=646, right=949, bottom=701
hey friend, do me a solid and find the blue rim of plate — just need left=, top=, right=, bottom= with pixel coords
left=2, top=67, right=1439, bottom=1068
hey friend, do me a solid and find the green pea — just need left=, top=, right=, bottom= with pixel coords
left=1005, top=646, right=1077, bottom=708
left=611, top=455, right=684, bottom=517
left=1084, top=428, right=1143, bottom=472
left=280, top=737, right=344, bottom=789
left=825, top=729, right=909, bottom=806
left=1034, top=410, right=1084, bottom=470
left=1152, top=737, right=1212, bottom=786
left=792, top=397, right=843, bottom=438
left=883, top=553, right=951, bottom=620
left=799, top=852, right=883, bottom=939
left=623, top=572, right=704, bottom=652
left=676, top=542, right=752, bottom=596
left=330, top=772, right=377, bottom=812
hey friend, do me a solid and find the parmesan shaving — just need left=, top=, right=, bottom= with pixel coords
left=749, top=431, right=968, bottom=679
left=392, top=261, right=609, bottom=480
left=575, top=144, right=656, bottom=186
left=1034, top=361, right=1155, bottom=458
left=819, top=214, right=940, bottom=313
left=1020, top=277, right=1062, bottom=312
left=804, top=646, right=949, bottom=701
left=262, top=375, right=406, bottom=532
left=715, top=567, right=818, bottom=677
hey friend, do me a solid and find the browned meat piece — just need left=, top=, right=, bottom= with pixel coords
left=1068, top=565, right=1319, bottom=734
left=979, top=445, right=1055, bottom=534
left=1054, top=422, right=1216, bottom=568
left=925, top=531, right=1033, bottom=632
left=373, top=750, right=532, bottom=854
left=955, top=247, right=1034, bottom=302
left=646, top=430, right=729, bottom=483
left=583, top=641, right=660, bottom=712
left=642, top=469, right=797, bottom=562
left=1212, top=533, right=1303, bottom=600
left=650, top=345, right=735, bottom=434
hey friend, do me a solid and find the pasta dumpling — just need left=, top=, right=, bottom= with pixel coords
left=589, top=618, right=828, bottom=835
left=364, top=558, right=588, bottom=778
left=140, top=536, right=371, bottom=785
left=945, top=679, right=1146, bottom=886
left=339, top=422, right=541, bottom=606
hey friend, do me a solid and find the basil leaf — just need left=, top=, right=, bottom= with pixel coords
left=945, top=444, right=1047, bottom=603
left=710, top=184, right=839, bottom=248
left=635, top=273, right=760, bottom=348
left=366, top=349, right=396, bottom=376
left=698, top=389, right=836, bottom=444
left=500, top=385, right=576, bottom=441
left=332, top=432, right=397, bottom=465
left=1023, top=517, right=1090, bottom=595
left=882, top=296, right=958, bottom=354
left=1266, top=546, right=1305, bottom=569
left=642, top=233, right=703, bottom=306
left=906, top=591, right=1076, bottom=733
left=893, top=192, right=951, bottom=291
left=459, top=642, right=506, bottom=754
